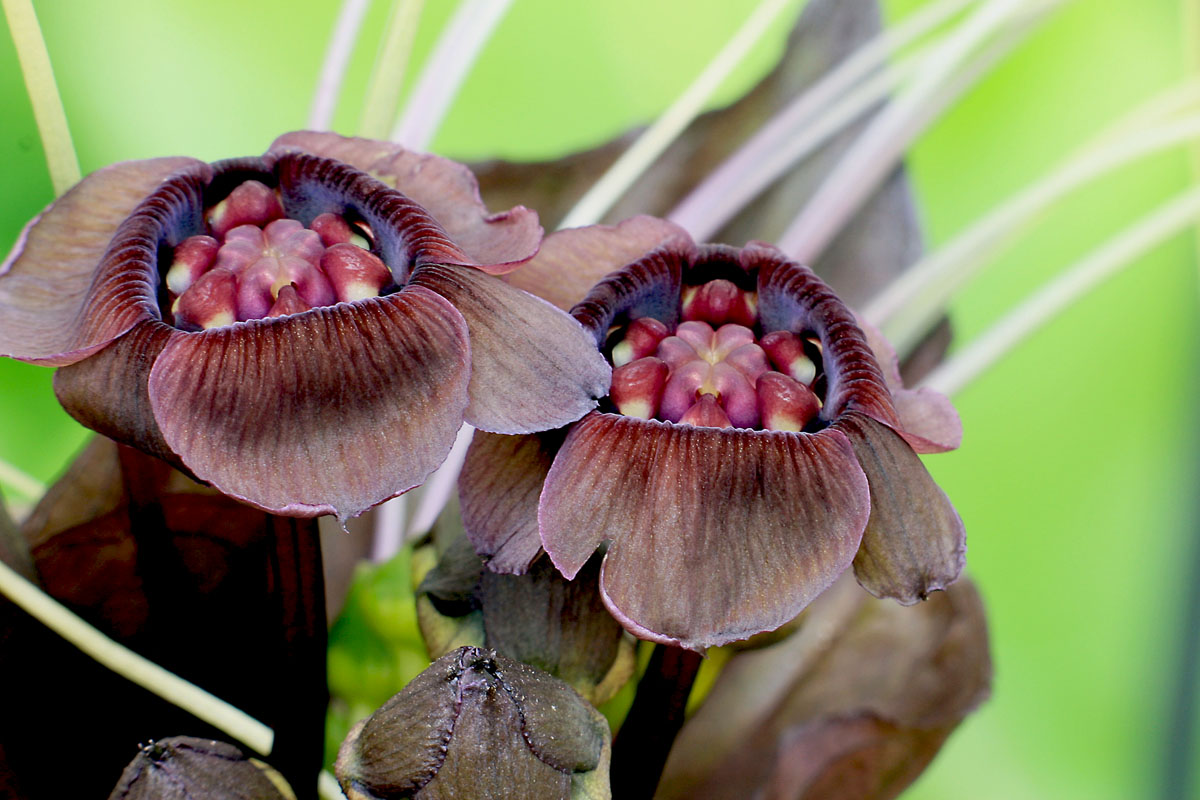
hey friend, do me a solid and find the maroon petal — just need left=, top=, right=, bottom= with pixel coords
left=0, top=157, right=204, bottom=364
left=539, top=413, right=869, bottom=650
left=269, top=131, right=541, bottom=272
left=753, top=243, right=899, bottom=428
left=147, top=287, right=471, bottom=521
left=54, top=319, right=183, bottom=467
left=506, top=216, right=692, bottom=311
left=856, top=314, right=962, bottom=453
left=411, top=264, right=611, bottom=434
left=891, top=387, right=963, bottom=454
left=835, top=412, right=965, bottom=604
left=459, top=431, right=560, bottom=573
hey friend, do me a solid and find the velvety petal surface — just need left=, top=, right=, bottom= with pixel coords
left=54, top=320, right=183, bottom=467
left=539, top=413, right=870, bottom=650
left=147, top=287, right=471, bottom=520
left=857, top=314, right=962, bottom=453
left=270, top=132, right=541, bottom=271
left=459, top=430, right=560, bottom=573
left=0, top=157, right=202, bottom=364
left=411, top=264, right=610, bottom=433
left=755, top=245, right=898, bottom=427
left=505, top=216, right=692, bottom=310
left=835, top=412, right=966, bottom=604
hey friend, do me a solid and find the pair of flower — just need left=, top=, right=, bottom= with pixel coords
left=0, top=131, right=964, bottom=649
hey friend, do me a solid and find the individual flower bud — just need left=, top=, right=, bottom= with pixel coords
left=758, top=371, right=821, bottom=432
left=760, top=330, right=818, bottom=385
left=207, top=180, right=285, bottom=239
left=322, top=243, right=393, bottom=302
left=107, top=737, right=293, bottom=800
left=679, top=394, right=733, bottom=428
left=266, top=284, right=313, bottom=318
left=165, top=235, right=219, bottom=295
left=680, top=279, right=756, bottom=327
left=173, top=268, right=238, bottom=331
left=609, top=357, right=669, bottom=419
left=310, top=212, right=356, bottom=247
left=610, top=317, right=669, bottom=366
left=336, top=647, right=611, bottom=800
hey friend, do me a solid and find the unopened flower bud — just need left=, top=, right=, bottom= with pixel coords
left=761, top=330, right=818, bottom=385
left=336, top=647, right=611, bottom=800
left=610, top=317, right=669, bottom=366
left=757, top=371, right=821, bottom=432
left=321, top=243, right=392, bottom=302
left=610, top=357, right=669, bottom=419
left=165, top=235, right=219, bottom=295
left=107, top=737, right=293, bottom=800
left=207, top=180, right=285, bottom=239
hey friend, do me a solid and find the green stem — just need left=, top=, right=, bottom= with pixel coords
left=0, top=558, right=274, bottom=755
left=2, top=0, right=80, bottom=195
left=921, top=185, right=1200, bottom=396
left=357, top=0, right=425, bottom=139
left=557, top=0, right=802, bottom=229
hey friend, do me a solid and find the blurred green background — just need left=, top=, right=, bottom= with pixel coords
left=2, top=1, right=1198, bottom=798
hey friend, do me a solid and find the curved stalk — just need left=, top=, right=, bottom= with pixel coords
left=391, top=0, right=515, bottom=149
left=2, top=0, right=79, bottom=195
left=308, top=0, right=373, bottom=130
left=357, top=0, right=425, bottom=138
left=670, top=0, right=976, bottom=239
left=867, top=113, right=1200, bottom=355
left=557, top=0, right=802, bottom=229
left=921, top=185, right=1200, bottom=396
left=0, top=558, right=275, bottom=755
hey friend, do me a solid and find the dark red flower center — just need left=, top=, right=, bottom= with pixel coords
left=165, top=180, right=394, bottom=330
left=605, top=278, right=826, bottom=431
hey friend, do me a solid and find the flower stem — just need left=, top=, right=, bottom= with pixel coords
left=358, top=0, right=425, bottom=139
left=557, top=0, right=802, bottom=230
left=778, top=0, right=1059, bottom=261
left=0, top=557, right=275, bottom=755
left=2, top=0, right=80, bottom=196
left=610, top=645, right=704, bottom=799
left=921, top=185, right=1200, bottom=396
left=0, top=457, right=45, bottom=503
left=391, top=0, right=515, bottom=149
left=867, top=111, right=1200, bottom=355
left=308, top=0, right=373, bottom=130
left=669, top=0, right=976, bottom=240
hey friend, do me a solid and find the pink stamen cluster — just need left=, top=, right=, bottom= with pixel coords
left=165, top=180, right=393, bottom=330
left=608, top=279, right=823, bottom=431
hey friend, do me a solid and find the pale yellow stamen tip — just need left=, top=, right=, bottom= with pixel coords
left=611, top=341, right=635, bottom=367
left=342, top=283, right=380, bottom=302
left=615, top=399, right=653, bottom=419
left=201, top=311, right=236, bottom=330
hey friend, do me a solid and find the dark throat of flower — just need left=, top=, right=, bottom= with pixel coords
left=604, top=275, right=829, bottom=431
left=160, top=176, right=396, bottom=331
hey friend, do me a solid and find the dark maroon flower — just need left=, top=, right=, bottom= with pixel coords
left=0, top=133, right=609, bottom=521
left=462, top=219, right=965, bottom=650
